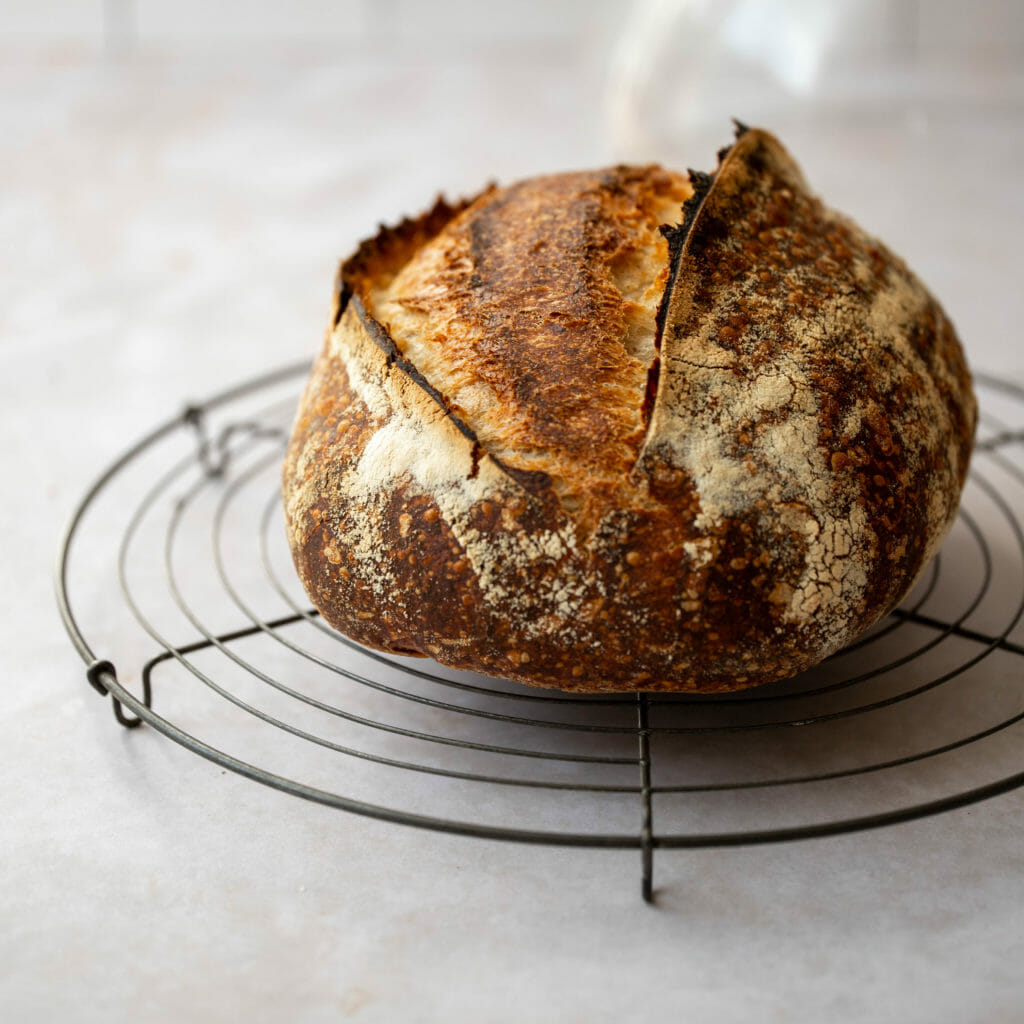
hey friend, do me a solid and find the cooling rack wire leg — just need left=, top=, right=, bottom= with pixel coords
left=637, top=692, right=654, bottom=904
left=130, top=613, right=312, bottom=732
left=183, top=404, right=227, bottom=479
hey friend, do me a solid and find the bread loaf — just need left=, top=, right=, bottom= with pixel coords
left=282, top=125, right=976, bottom=693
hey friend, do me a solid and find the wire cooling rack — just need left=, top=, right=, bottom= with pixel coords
left=56, top=362, right=1024, bottom=901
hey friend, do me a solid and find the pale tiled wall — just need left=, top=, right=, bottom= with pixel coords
left=2, top=0, right=1024, bottom=60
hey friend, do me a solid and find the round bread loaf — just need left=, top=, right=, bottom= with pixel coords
left=282, top=126, right=976, bottom=693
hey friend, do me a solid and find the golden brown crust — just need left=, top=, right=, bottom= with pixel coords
left=367, top=165, right=693, bottom=525
left=283, top=127, right=977, bottom=693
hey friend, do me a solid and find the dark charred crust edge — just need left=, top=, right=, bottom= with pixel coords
left=654, top=122, right=749, bottom=338
left=642, top=125, right=742, bottom=435
left=332, top=194, right=482, bottom=328
left=651, top=120, right=751, bottom=344
left=655, top=170, right=713, bottom=327
left=341, top=195, right=473, bottom=288
left=332, top=280, right=352, bottom=329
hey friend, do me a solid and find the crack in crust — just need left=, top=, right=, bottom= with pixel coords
left=283, top=127, right=977, bottom=693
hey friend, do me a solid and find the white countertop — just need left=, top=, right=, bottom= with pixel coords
left=4, top=31, right=1024, bottom=1024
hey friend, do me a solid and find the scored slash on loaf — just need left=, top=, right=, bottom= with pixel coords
left=282, top=124, right=976, bottom=693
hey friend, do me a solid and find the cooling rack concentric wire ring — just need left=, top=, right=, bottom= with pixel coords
left=56, top=364, right=1024, bottom=901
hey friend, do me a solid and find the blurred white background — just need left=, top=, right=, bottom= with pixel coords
left=4, top=3, right=1024, bottom=1022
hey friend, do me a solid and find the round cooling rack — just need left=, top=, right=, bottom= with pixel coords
left=56, top=363, right=1024, bottom=901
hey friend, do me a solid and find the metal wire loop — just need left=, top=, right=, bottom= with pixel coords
left=85, top=658, right=114, bottom=696
left=84, top=658, right=151, bottom=729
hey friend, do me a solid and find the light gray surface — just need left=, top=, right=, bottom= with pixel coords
left=4, top=29, right=1024, bottom=1024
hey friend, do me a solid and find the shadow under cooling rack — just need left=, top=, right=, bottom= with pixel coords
left=56, top=363, right=1024, bottom=901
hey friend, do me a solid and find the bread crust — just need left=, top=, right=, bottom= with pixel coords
left=283, top=127, right=976, bottom=692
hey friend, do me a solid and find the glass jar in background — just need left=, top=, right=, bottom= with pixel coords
left=604, top=0, right=1022, bottom=177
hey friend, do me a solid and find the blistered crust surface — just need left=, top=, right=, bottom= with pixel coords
left=283, top=129, right=976, bottom=692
